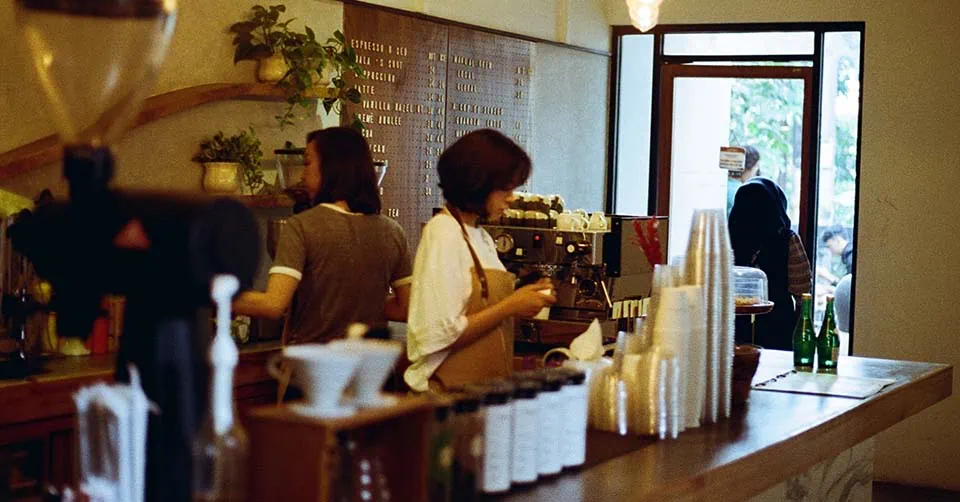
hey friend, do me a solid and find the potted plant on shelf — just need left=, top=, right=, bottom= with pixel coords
left=230, top=4, right=366, bottom=130
left=229, top=4, right=292, bottom=83
left=193, top=127, right=265, bottom=195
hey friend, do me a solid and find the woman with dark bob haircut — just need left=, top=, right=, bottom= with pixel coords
left=235, top=127, right=413, bottom=347
left=404, top=129, right=555, bottom=392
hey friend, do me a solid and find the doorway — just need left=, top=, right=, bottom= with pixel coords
left=607, top=25, right=864, bottom=353
left=657, top=65, right=814, bottom=254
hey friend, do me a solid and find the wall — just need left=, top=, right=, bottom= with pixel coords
left=527, top=44, right=609, bottom=212
left=0, top=0, right=610, bottom=205
left=606, top=0, right=960, bottom=490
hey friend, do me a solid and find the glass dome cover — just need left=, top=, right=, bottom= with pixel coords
left=16, top=0, right=178, bottom=147
left=733, top=265, right=769, bottom=306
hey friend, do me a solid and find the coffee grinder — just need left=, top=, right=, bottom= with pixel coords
left=11, top=1, right=260, bottom=500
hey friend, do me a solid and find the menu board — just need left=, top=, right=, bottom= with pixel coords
left=445, top=26, right=533, bottom=153
left=344, top=4, right=533, bottom=249
left=344, top=5, right=447, bottom=249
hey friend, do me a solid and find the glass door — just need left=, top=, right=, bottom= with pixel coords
left=655, top=64, right=815, bottom=256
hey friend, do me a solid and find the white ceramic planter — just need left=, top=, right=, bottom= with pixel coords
left=257, top=53, right=288, bottom=83
left=202, top=162, right=240, bottom=194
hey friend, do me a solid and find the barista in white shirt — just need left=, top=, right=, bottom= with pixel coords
left=405, top=129, right=555, bottom=392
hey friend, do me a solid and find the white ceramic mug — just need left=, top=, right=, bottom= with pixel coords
left=267, top=344, right=361, bottom=417
left=327, top=339, right=402, bottom=408
left=556, top=212, right=588, bottom=231
left=588, top=212, right=608, bottom=231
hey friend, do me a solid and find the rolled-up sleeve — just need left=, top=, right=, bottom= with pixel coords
left=407, top=217, right=472, bottom=360
left=269, top=217, right=306, bottom=281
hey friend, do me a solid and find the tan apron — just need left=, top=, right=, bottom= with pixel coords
left=430, top=207, right=516, bottom=391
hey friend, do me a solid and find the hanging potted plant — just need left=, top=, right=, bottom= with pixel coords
left=229, top=4, right=293, bottom=83
left=230, top=5, right=366, bottom=130
left=193, top=127, right=265, bottom=195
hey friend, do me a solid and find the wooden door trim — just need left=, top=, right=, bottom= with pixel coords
left=655, top=65, right=815, bottom=242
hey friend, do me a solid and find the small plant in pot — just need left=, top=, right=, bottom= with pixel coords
left=229, top=4, right=292, bottom=83
left=193, top=127, right=265, bottom=195
left=230, top=4, right=366, bottom=130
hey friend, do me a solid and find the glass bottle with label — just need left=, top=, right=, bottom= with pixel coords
left=792, top=293, right=816, bottom=370
left=817, top=295, right=841, bottom=372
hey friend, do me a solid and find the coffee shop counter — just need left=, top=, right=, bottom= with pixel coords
left=500, top=350, right=952, bottom=502
left=0, top=340, right=281, bottom=497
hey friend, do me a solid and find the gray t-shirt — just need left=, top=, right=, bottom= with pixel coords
left=271, top=203, right=412, bottom=344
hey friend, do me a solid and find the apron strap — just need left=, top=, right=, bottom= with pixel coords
left=446, top=205, right=490, bottom=302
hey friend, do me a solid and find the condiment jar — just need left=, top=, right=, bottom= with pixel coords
left=559, top=369, right=588, bottom=468
left=470, top=381, right=514, bottom=494
left=428, top=403, right=454, bottom=502
left=509, top=379, right=541, bottom=485
left=452, top=395, right=483, bottom=502
left=534, top=371, right=564, bottom=477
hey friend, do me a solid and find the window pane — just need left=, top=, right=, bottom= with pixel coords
left=665, top=32, right=814, bottom=56
left=615, top=34, right=654, bottom=215
left=814, top=32, right=861, bottom=353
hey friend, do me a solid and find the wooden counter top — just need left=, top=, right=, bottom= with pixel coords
left=502, top=350, right=952, bottom=502
left=0, top=340, right=281, bottom=428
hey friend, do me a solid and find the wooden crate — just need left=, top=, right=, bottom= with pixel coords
left=246, top=396, right=432, bottom=502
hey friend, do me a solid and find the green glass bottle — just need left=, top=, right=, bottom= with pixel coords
left=817, top=295, right=841, bottom=372
left=793, top=293, right=816, bottom=370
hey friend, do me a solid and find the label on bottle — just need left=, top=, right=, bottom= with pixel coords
left=511, top=397, right=539, bottom=483
left=560, top=384, right=588, bottom=467
left=831, top=347, right=840, bottom=363
left=482, top=403, right=513, bottom=493
left=537, top=390, right=563, bottom=476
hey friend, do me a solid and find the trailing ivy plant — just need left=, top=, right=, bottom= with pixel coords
left=193, top=127, right=266, bottom=194
left=230, top=4, right=365, bottom=130
left=229, top=4, right=292, bottom=62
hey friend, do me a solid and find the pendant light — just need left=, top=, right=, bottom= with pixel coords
left=626, top=0, right=663, bottom=32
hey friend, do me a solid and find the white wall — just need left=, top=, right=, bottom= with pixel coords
left=527, top=44, right=609, bottom=212
left=606, top=0, right=960, bottom=490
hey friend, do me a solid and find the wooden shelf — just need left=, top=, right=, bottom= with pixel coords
left=237, top=194, right=295, bottom=209
left=0, top=83, right=287, bottom=182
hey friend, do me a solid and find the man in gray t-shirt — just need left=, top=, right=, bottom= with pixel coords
left=271, top=203, right=412, bottom=344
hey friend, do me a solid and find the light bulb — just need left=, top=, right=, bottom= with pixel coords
left=630, top=4, right=660, bottom=32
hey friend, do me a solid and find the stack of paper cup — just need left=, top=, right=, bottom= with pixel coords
left=683, top=209, right=735, bottom=423
left=621, top=347, right=679, bottom=438
left=650, top=286, right=690, bottom=432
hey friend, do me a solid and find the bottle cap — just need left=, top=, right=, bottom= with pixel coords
left=434, top=402, right=451, bottom=422
left=560, top=368, right=587, bottom=385
left=513, top=380, right=540, bottom=399
left=453, top=394, right=481, bottom=414
left=467, top=380, right=514, bottom=405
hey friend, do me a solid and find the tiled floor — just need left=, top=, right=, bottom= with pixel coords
left=873, top=482, right=960, bottom=502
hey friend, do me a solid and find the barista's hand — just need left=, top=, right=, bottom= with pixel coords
left=505, top=279, right=556, bottom=318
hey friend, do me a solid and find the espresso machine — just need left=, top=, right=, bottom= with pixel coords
left=11, top=1, right=260, bottom=500
left=482, top=215, right=667, bottom=351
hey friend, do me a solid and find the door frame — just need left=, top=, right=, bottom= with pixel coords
left=656, top=64, right=816, bottom=243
